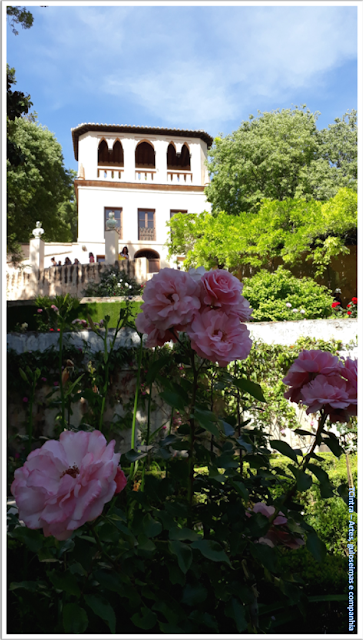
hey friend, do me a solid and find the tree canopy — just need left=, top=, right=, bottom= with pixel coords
left=166, top=188, right=357, bottom=277
left=205, top=107, right=357, bottom=216
left=7, top=6, right=34, bottom=35
left=7, top=116, right=77, bottom=253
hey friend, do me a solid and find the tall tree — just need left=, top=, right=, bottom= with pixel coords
left=205, top=107, right=357, bottom=216
left=7, top=65, right=33, bottom=167
left=7, top=116, right=77, bottom=253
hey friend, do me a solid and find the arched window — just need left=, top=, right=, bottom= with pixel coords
left=135, top=141, right=155, bottom=169
left=98, top=139, right=124, bottom=166
left=167, top=143, right=190, bottom=170
left=98, top=140, right=109, bottom=165
left=110, top=140, right=124, bottom=166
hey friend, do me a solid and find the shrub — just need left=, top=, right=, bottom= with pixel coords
left=82, top=265, right=142, bottom=298
left=243, top=266, right=334, bottom=321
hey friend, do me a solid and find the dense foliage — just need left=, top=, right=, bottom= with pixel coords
left=7, top=116, right=77, bottom=253
left=205, top=107, right=357, bottom=216
left=243, top=267, right=334, bottom=322
left=166, top=188, right=357, bottom=276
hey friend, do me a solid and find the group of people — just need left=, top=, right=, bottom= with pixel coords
left=50, top=257, right=80, bottom=267
left=50, top=247, right=130, bottom=267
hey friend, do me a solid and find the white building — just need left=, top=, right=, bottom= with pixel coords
left=69, top=123, right=213, bottom=271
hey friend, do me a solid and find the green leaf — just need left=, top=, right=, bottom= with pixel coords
left=142, top=513, right=162, bottom=538
left=270, top=440, right=298, bottom=463
left=9, top=580, right=46, bottom=593
left=12, top=527, right=43, bottom=552
left=182, top=583, right=208, bottom=606
left=19, top=367, right=29, bottom=383
left=131, top=607, right=157, bottom=630
left=191, top=539, right=231, bottom=565
left=193, top=406, right=219, bottom=436
left=287, top=465, right=312, bottom=492
left=84, top=594, right=116, bottom=633
left=219, top=419, right=235, bottom=437
left=236, top=436, right=253, bottom=453
left=233, top=377, right=266, bottom=402
left=137, top=534, right=156, bottom=552
left=250, top=541, right=278, bottom=573
left=48, top=570, right=81, bottom=596
left=168, top=540, right=193, bottom=574
left=93, top=570, right=125, bottom=595
left=225, top=597, right=248, bottom=632
left=63, top=603, right=88, bottom=633
left=321, top=433, right=343, bottom=457
left=228, top=478, right=249, bottom=501
left=306, top=463, right=334, bottom=498
left=169, top=527, right=200, bottom=542
left=160, top=388, right=188, bottom=411
left=308, top=594, right=347, bottom=603
left=215, top=452, right=238, bottom=468
left=124, top=448, right=147, bottom=462
left=145, top=356, right=171, bottom=385
left=294, top=428, right=314, bottom=436
left=306, top=530, right=326, bottom=563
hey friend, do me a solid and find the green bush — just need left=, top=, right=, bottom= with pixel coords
left=243, top=266, right=334, bottom=321
left=82, top=265, right=142, bottom=298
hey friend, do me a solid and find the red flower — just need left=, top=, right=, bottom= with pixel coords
left=49, top=328, right=54, bottom=332
left=57, top=329, right=60, bottom=332
left=352, top=297, right=357, bottom=305
left=331, top=302, right=340, bottom=308
left=347, top=304, right=351, bottom=308
left=347, top=311, right=352, bottom=316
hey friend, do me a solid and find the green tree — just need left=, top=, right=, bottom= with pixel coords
left=205, top=107, right=357, bottom=216
left=6, top=6, right=34, bottom=35
left=166, top=188, right=357, bottom=277
left=7, top=65, right=33, bottom=167
left=7, top=116, right=77, bottom=253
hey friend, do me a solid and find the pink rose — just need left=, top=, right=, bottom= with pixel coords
left=11, top=430, right=125, bottom=540
left=283, top=350, right=343, bottom=403
left=135, top=310, right=176, bottom=348
left=139, top=268, right=201, bottom=332
left=247, top=502, right=304, bottom=550
left=301, top=374, right=356, bottom=422
left=37, top=309, right=43, bottom=313
left=188, top=309, right=252, bottom=367
left=114, top=467, right=127, bottom=494
left=50, top=305, right=59, bottom=312
left=200, top=269, right=253, bottom=321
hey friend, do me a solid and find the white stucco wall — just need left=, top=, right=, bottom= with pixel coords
left=77, top=185, right=210, bottom=267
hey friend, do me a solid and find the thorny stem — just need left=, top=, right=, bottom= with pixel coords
left=234, top=361, right=243, bottom=476
left=99, top=309, right=126, bottom=432
left=129, top=333, right=143, bottom=481
left=268, top=410, right=328, bottom=525
left=59, top=321, right=66, bottom=431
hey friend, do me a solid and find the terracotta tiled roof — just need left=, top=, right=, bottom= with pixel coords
left=71, top=123, right=213, bottom=160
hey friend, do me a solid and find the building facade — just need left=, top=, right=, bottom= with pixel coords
left=71, top=123, right=213, bottom=271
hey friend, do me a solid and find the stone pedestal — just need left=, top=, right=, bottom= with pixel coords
left=29, top=238, right=45, bottom=272
left=105, top=229, right=119, bottom=265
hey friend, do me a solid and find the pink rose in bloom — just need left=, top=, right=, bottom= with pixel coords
left=37, top=309, right=43, bottom=313
left=200, top=269, right=253, bottom=321
left=135, top=311, right=176, bottom=348
left=188, top=309, right=252, bottom=367
left=247, top=502, right=305, bottom=550
left=283, top=350, right=343, bottom=403
left=301, top=374, right=356, bottom=422
left=138, top=268, right=201, bottom=331
left=11, top=430, right=126, bottom=540
left=50, top=305, right=59, bottom=312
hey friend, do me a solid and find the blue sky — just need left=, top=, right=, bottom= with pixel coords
left=6, top=3, right=357, bottom=173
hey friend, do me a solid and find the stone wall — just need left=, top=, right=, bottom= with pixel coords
left=7, top=319, right=357, bottom=455
left=6, top=258, right=148, bottom=301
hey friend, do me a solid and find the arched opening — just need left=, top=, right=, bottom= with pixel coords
left=98, top=139, right=109, bottom=165
left=110, top=140, right=124, bottom=166
left=134, top=248, right=160, bottom=273
left=135, top=141, right=155, bottom=169
left=167, top=143, right=190, bottom=170
left=98, top=139, right=124, bottom=166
